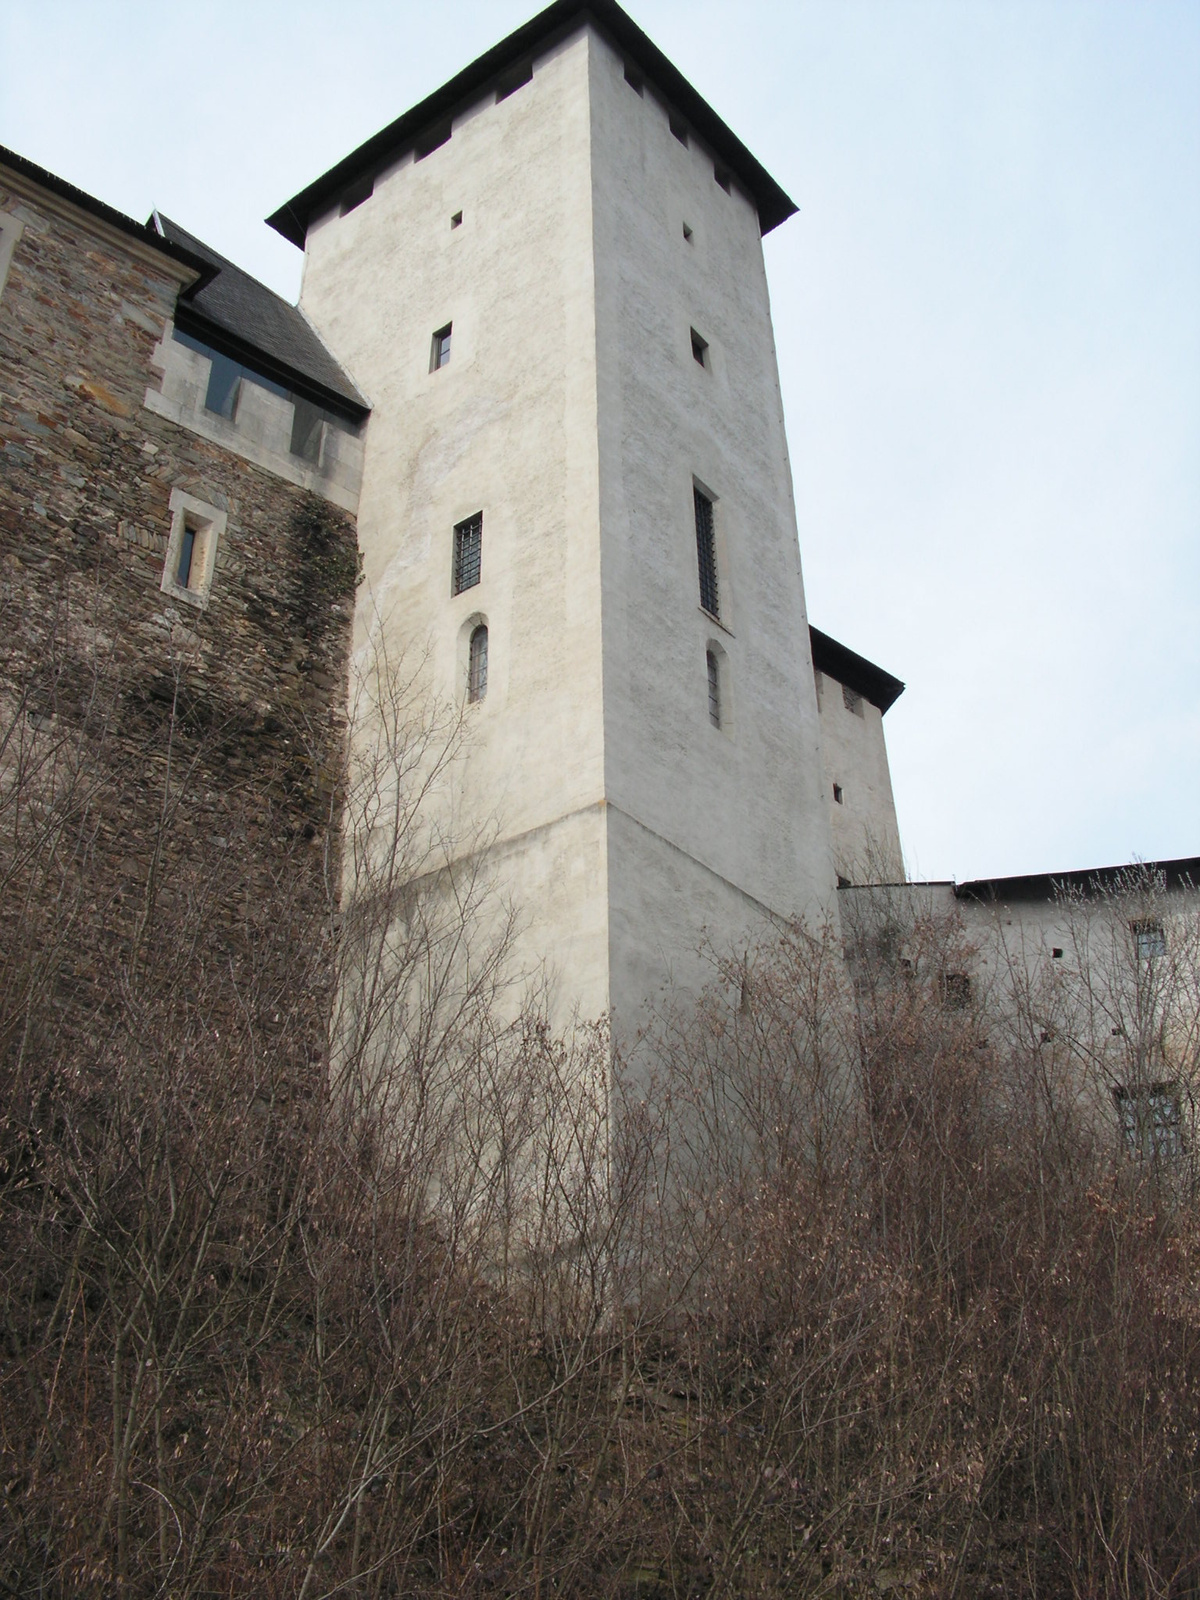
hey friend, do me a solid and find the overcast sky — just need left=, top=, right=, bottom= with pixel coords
left=3, top=0, right=1197, bottom=883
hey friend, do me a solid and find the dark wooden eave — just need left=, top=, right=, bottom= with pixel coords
left=956, top=857, right=1200, bottom=904
left=810, top=626, right=905, bottom=715
left=266, top=0, right=797, bottom=247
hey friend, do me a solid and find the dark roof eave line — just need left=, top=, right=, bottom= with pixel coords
left=265, top=0, right=796, bottom=247
left=172, top=304, right=369, bottom=422
left=809, top=625, right=905, bottom=715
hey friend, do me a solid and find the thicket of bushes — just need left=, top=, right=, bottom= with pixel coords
left=2, top=629, right=1198, bottom=1597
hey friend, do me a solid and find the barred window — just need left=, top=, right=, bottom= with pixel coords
left=1115, top=1084, right=1183, bottom=1161
left=706, top=649, right=720, bottom=727
left=453, top=513, right=482, bottom=595
left=1131, top=920, right=1166, bottom=960
left=468, top=624, right=489, bottom=703
left=694, top=487, right=718, bottom=618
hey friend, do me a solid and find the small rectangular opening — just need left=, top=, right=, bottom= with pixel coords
left=941, top=972, right=972, bottom=1011
left=415, top=120, right=452, bottom=160
left=690, top=328, right=708, bottom=367
left=682, top=221, right=693, bottom=243
left=833, top=783, right=843, bottom=805
left=1052, top=947, right=1063, bottom=959
left=669, top=115, right=688, bottom=146
left=450, top=210, right=463, bottom=229
left=339, top=174, right=375, bottom=216
left=496, top=59, right=533, bottom=101
left=177, top=521, right=197, bottom=589
left=430, top=323, right=452, bottom=372
left=624, top=63, right=644, bottom=95
left=842, top=684, right=864, bottom=716
left=290, top=397, right=325, bottom=464
left=714, top=166, right=732, bottom=194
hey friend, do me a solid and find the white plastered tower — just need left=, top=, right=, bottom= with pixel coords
left=275, top=1, right=837, bottom=1040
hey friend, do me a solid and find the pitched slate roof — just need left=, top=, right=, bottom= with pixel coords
left=266, top=0, right=797, bottom=248
left=956, top=858, right=1200, bottom=904
left=809, top=627, right=905, bottom=715
left=155, top=216, right=368, bottom=419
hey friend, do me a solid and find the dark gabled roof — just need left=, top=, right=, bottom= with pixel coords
left=266, top=0, right=797, bottom=248
left=154, top=216, right=369, bottom=420
left=0, top=144, right=214, bottom=289
left=809, top=626, right=905, bottom=715
left=956, top=857, right=1200, bottom=904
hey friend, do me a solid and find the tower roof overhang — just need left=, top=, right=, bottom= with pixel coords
left=809, top=627, right=905, bottom=715
left=266, top=0, right=798, bottom=248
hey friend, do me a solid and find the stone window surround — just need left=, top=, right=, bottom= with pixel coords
left=161, top=488, right=226, bottom=610
left=0, top=210, right=25, bottom=301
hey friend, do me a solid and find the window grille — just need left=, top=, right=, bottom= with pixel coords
left=694, top=488, right=718, bottom=617
left=468, top=624, right=489, bottom=703
left=453, top=513, right=483, bottom=595
left=1131, top=920, right=1166, bottom=960
left=431, top=323, right=452, bottom=371
left=1115, top=1084, right=1183, bottom=1161
left=706, top=650, right=720, bottom=727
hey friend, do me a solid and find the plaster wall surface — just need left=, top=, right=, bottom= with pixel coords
left=587, top=33, right=835, bottom=1034
left=299, top=29, right=610, bottom=1023
left=815, top=670, right=903, bottom=884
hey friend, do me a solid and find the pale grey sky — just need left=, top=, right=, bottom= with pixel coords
left=3, top=0, right=1197, bottom=882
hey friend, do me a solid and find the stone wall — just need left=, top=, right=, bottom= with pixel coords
left=0, top=170, right=358, bottom=1059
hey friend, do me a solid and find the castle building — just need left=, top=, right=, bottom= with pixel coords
left=267, top=0, right=905, bottom=1032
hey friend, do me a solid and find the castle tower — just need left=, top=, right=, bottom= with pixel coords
left=268, top=1, right=837, bottom=1035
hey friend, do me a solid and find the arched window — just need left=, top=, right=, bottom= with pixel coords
left=468, top=623, right=489, bottom=703
left=706, top=648, right=720, bottom=727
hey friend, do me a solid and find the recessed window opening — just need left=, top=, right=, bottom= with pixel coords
left=833, top=783, right=844, bottom=805
left=714, top=166, right=732, bottom=194
left=431, top=323, right=453, bottom=371
left=694, top=486, right=719, bottom=619
left=941, top=972, right=971, bottom=1010
left=1115, top=1083, right=1183, bottom=1161
left=691, top=328, right=708, bottom=367
left=468, top=623, right=489, bottom=703
left=842, top=684, right=864, bottom=717
left=682, top=221, right=693, bottom=243
left=177, top=520, right=197, bottom=588
left=706, top=649, right=720, bottom=727
left=194, top=344, right=283, bottom=420
left=290, top=397, right=325, bottom=464
left=1052, top=947, right=1064, bottom=959
left=496, top=59, right=533, bottom=100
left=1132, top=920, right=1166, bottom=960
left=415, top=120, right=452, bottom=160
left=669, top=115, right=689, bottom=146
left=339, top=174, right=375, bottom=216
left=453, top=512, right=483, bottom=595
left=624, top=64, right=644, bottom=95
left=450, top=210, right=463, bottom=229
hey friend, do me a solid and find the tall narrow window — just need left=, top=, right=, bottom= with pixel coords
left=468, top=624, right=489, bottom=703
left=453, top=513, right=483, bottom=595
left=694, top=487, right=719, bottom=618
left=431, top=323, right=452, bottom=371
left=706, top=649, right=720, bottom=727
left=176, top=522, right=197, bottom=588
left=691, top=328, right=708, bottom=367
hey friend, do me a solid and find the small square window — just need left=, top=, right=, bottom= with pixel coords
left=1052, top=947, right=1064, bottom=959
left=669, top=115, right=688, bottom=146
left=450, top=211, right=463, bottom=229
left=833, top=783, right=843, bottom=805
left=453, top=513, right=483, bottom=596
left=690, top=328, right=708, bottom=367
left=941, top=972, right=971, bottom=1010
left=714, top=166, right=732, bottom=194
left=161, top=488, right=226, bottom=611
left=1131, top=920, right=1166, bottom=960
left=431, top=324, right=452, bottom=371
left=842, top=684, right=864, bottom=717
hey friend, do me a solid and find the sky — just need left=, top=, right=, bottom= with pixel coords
left=2, top=0, right=1197, bottom=883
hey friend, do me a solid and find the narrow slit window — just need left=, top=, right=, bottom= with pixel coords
left=833, top=783, right=844, bottom=805
left=694, top=487, right=718, bottom=618
left=691, top=328, right=708, bottom=367
left=468, top=624, right=489, bottom=703
left=453, top=513, right=483, bottom=595
left=450, top=210, right=463, bottom=229
left=682, top=222, right=694, bottom=243
left=706, top=650, right=720, bottom=727
left=177, top=522, right=197, bottom=588
left=431, top=323, right=452, bottom=371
